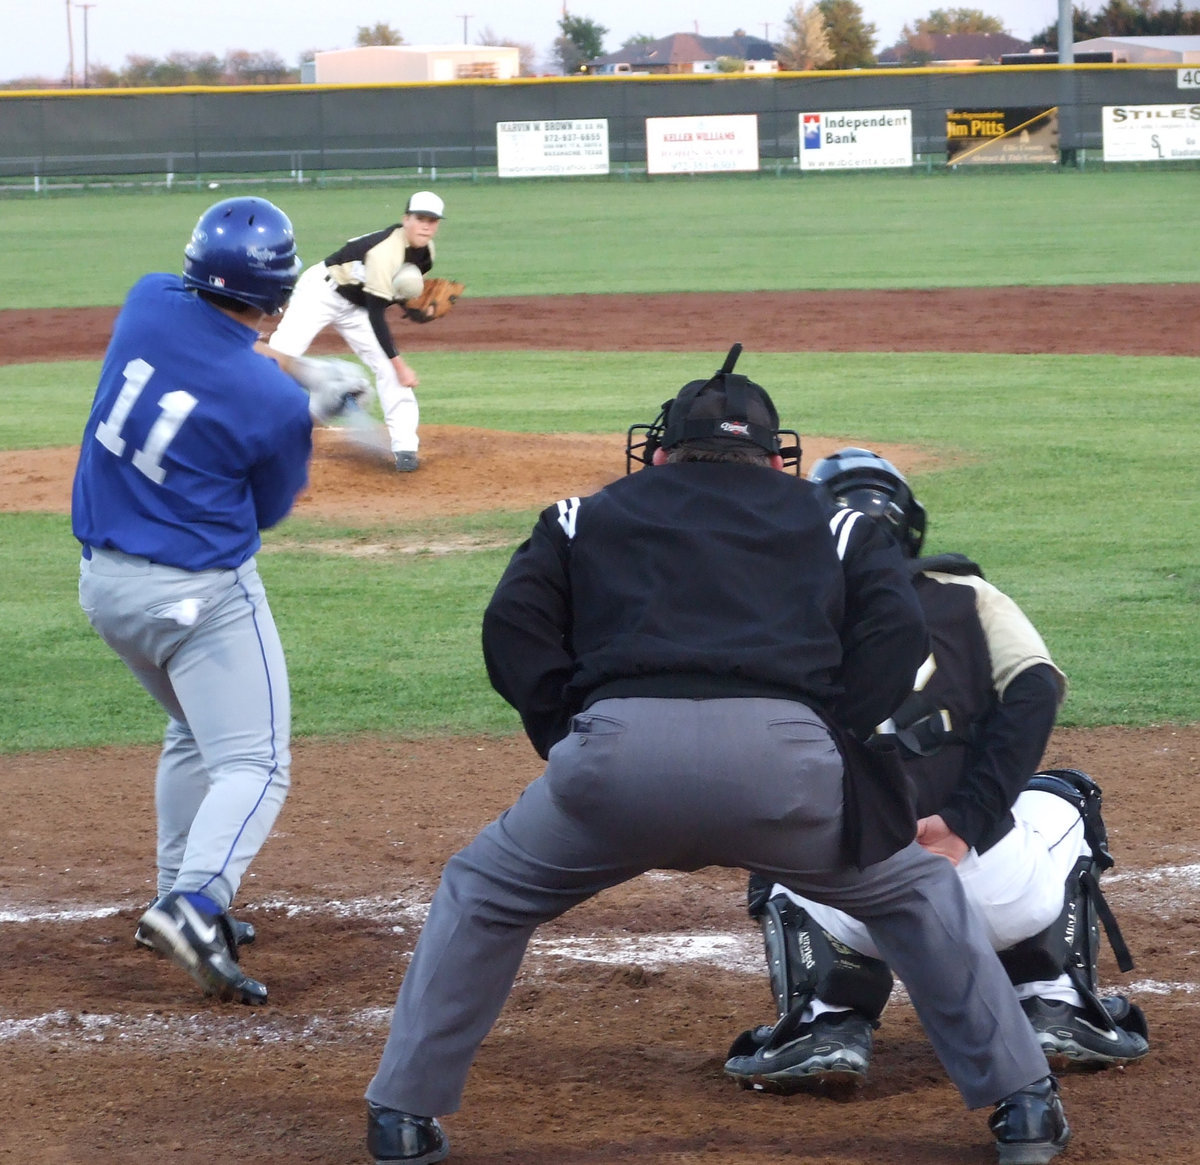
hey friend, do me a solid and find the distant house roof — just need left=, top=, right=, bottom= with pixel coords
left=1073, top=34, right=1200, bottom=63
left=591, top=32, right=777, bottom=71
left=877, top=32, right=1031, bottom=65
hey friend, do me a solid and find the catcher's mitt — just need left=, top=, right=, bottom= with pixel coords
left=403, top=277, right=464, bottom=323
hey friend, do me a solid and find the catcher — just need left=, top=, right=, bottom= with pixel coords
left=725, top=449, right=1149, bottom=1110
left=268, top=190, right=464, bottom=472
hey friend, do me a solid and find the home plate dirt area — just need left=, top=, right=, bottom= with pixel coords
left=1, top=289, right=1199, bottom=1164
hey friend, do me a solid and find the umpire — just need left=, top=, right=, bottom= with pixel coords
left=363, top=348, right=1068, bottom=1164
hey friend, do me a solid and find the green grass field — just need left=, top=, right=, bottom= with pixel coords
left=1, top=168, right=1197, bottom=308
left=1, top=171, right=1196, bottom=751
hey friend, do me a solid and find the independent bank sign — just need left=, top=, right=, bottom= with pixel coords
left=800, top=110, right=913, bottom=171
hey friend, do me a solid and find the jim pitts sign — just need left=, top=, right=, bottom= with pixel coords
left=800, top=110, right=913, bottom=170
left=1102, top=104, right=1200, bottom=161
left=946, top=108, right=1059, bottom=165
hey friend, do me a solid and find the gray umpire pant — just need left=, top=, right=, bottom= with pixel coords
left=367, top=697, right=1049, bottom=1116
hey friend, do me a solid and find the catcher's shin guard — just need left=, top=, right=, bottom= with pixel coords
left=1000, top=769, right=1140, bottom=1037
left=753, top=884, right=893, bottom=1023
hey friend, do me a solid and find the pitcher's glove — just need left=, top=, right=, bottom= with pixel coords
left=402, top=277, right=464, bottom=323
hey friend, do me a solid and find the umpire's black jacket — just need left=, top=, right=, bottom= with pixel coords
left=483, top=461, right=928, bottom=838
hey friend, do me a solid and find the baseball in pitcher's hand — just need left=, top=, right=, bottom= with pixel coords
left=393, top=356, right=419, bottom=388
left=916, top=814, right=969, bottom=866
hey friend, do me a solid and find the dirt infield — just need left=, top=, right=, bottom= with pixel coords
left=5, top=284, right=1200, bottom=363
left=2, top=290, right=1198, bottom=1165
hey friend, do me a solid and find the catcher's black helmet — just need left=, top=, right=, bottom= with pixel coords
left=807, top=447, right=927, bottom=557
left=626, top=343, right=801, bottom=473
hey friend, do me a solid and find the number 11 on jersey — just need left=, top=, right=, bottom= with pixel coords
left=95, top=358, right=198, bottom=484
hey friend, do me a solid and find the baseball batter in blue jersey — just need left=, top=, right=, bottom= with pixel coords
left=72, top=197, right=366, bottom=1005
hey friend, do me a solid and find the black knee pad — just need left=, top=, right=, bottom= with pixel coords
left=1027, top=768, right=1114, bottom=871
left=999, top=860, right=1085, bottom=989
left=1022, top=767, right=1134, bottom=977
left=757, top=891, right=893, bottom=1022
left=1004, top=769, right=1138, bottom=1033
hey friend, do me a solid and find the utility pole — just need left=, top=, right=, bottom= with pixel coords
left=762, top=22, right=771, bottom=41
left=66, top=0, right=76, bottom=87
left=1057, top=0, right=1076, bottom=165
left=76, top=3, right=96, bottom=87
left=457, top=14, right=472, bottom=44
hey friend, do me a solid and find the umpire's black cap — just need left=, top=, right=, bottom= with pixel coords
left=660, top=343, right=782, bottom=456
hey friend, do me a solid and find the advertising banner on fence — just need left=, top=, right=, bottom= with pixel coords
left=644, top=114, right=759, bottom=174
left=946, top=108, right=1059, bottom=165
left=1102, top=104, right=1200, bottom=161
left=799, top=110, right=913, bottom=170
left=495, top=119, right=610, bottom=177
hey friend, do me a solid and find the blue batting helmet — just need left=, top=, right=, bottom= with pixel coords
left=182, top=197, right=301, bottom=315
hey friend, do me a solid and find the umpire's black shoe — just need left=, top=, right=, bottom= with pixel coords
left=135, top=897, right=256, bottom=950
left=367, top=1103, right=449, bottom=1163
left=989, top=1076, right=1070, bottom=1165
left=137, top=892, right=267, bottom=1006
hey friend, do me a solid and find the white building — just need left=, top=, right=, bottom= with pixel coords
left=309, top=45, right=521, bottom=84
left=1072, top=35, right=1200, bottom=63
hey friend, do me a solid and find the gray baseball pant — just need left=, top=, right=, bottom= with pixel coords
left=78, top=547, right=290, bottom=909
left=367, top=697, right=1049, bottom=1116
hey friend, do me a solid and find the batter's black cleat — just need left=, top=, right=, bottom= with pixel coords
left=367, top=1102, right=449, bottom=1163
left=989, top=1076, right=1070, bottom=1165
left=723, top=1010, right=873, bottom=1093
left=394, top=451, right=419, bottom=473
left=1021, top=995, right=1150, bottom=1066
left=135, top=897, right=256, bottom=951
left=137, top=892, right=268, bottom=1005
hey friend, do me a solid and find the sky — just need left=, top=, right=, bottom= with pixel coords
left=4, top=0, right=1066, bottom=84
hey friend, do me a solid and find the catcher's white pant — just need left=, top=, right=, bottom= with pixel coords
left=777, top=788, right=1089, bottom=1008
left=271, top=263, right=419, bottom=453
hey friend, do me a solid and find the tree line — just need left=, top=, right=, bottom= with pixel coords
left=4, top=4, right=1197, bottom=90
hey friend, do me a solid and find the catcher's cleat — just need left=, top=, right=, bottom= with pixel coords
left=394, top=451, right=419, bottom=473
left=989, top=1076, right=1070, bottom=1165
left=367, top=1102, right=450, bottom=1164
left=135, top=897, right=256, bottom=951
left=137, top=892, right=267, bottom=1005
left=723, top=1010, right=873, bottom=1093
left=1021, top=995, right=1150, bottom=1066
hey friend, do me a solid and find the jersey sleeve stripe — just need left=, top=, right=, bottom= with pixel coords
left=556, top=497, right=581, bottom=539
left=829, top=508, right=862, bottom=560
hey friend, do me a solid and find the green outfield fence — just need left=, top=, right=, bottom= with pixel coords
left=0, top=64, right=1196, bottom=187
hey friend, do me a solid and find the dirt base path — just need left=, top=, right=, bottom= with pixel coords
left=4, top=284, right=1200, bottom=365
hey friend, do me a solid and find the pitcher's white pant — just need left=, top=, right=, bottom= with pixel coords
left=271, top=263, right=419, bottom=453
left=777, top=789, right=1089, bottom=1008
